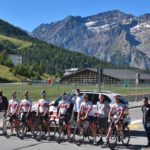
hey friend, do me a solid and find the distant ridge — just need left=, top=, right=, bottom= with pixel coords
left=31, top=10, right=150, bottom=70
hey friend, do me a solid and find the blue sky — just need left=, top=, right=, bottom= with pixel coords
left=0, top=0, right=149, bottom=32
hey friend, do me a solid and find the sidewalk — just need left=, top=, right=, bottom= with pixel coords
left=129, top=100, right=143, bottom=109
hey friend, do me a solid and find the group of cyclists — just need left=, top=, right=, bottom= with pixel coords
left=0, top=88, right=129, bottom=148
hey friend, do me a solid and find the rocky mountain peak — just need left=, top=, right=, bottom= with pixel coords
left=31, top=10, right=150, bottom=70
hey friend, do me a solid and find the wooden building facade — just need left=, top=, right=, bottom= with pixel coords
left=60, top=68, right=120, bottom=84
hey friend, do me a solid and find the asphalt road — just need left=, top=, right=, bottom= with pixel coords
left=0, top=107, right=148, bottom=150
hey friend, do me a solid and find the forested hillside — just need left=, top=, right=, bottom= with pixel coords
left=0, top=18, right=118, bottom=81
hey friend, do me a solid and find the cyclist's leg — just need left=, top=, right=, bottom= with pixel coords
left=74, top=112, right=78, bottom=122
left=103, top=118, right=115, bottom=145
left=97, top=117, right=108, bottom=144
left=64, top=114, right=71, bottom=138
left=89, top=116, right=96, bottom=144
left=10, top=114, right=16, bottom=135
left=115, top=119, right=123, bottom=135
left=1, top=112, right=6, bottom=129
left=22, top=112, right=27, bottom=135
left=43, top=113, right=51, bottom=138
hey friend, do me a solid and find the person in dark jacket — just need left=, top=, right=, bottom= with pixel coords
left=141, top=97, right=150, bottom=148
left=0, top=90, right=8, bottom=127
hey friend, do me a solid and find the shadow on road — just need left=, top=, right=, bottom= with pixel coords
left=131, top=130, right=146, bottom=137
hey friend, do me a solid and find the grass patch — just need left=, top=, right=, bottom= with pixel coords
left=0, top=82, right=150, bottom=102
left=0, top=65, right=24, bottom=81
left=0, top=34, right=32, bottom=49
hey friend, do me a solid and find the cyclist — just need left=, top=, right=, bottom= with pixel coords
left=6, top=92, right=19, bottom=135
left=18, top=91, right=32, bottom=137
left=0, top=90, right=8, bottom=128
left=102, top=95, right=125, bottom=148
left=36, top=90, right=50, bottom=140
left=142, top=97, right=150, bottom=148
left=57, top=92, right=71, bottom=139
left=77, top=94, right=96, bottom=145
left=73, top=89, right=83, bottom=121
left=96, top=94, right=110, bottom=144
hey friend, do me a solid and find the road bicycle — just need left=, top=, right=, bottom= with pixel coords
left=2, top=114, right=21, bottom=138
left=108, top=120, right=130, bottom=149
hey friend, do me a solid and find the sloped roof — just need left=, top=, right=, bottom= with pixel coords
left=103, top=69, right=150, bottom=80
left=62, top=68, right=150, bottom=80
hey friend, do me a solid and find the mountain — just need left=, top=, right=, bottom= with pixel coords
left=31, top=10, right=150, bottom=69
left=0, top=18, right=117, bottom=81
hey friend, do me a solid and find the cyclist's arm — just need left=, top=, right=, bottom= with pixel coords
left=85, top=106, right=92, bottom=119
left=107, top=103, right=111, bottom=115
left=27, top=104, right=32, bottom=116
left=44, top=103, right=49, bottom=116
left=36, top=102, right=40, bottom=116
left=108, top=107, right=113, bottom=122
left=115, top=108, right=124, bottom=123
left=7, top=103, right=11, bottom=115
left=15, top=105, right=19, bottom=115
left=14, top=104, right=19, bottom=115
left=78, top=105, right=83, bottom=119
left=18, top=103, right=23, bottom=114
left=57, top=104, right=60, bottom=116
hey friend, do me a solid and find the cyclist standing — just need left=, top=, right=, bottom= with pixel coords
left=36, top=90, right=50, bottom=140
left=57, top=92, right=71, bottom=139
left=18, top=91, right=32, bottom=137
left=77, top=94, right=96, bottom=145
left=7, top=91, right=19, bottom=135
left=73, top=89, right=83, bottom=121
left=142, top=97, right=150, bottom=148
left=96, top=94, right=110, bottom=144
left=102, top=95, right=125, bottom=148
left=0, top=90, right=8, bottom=128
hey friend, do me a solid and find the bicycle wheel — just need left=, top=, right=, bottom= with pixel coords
left=95, top=126, right=101, bottom=142
left=32, top=121, right=40, bottom=139
left=108, top=128, right=117, bottom=149
left=74, top=126, right=84, bottom=146
left=56, top=126, right=63, bottom=143
left=87, top=126, right=93, bottom=142
left=16, top=122, right=27, bottom=139
left=49, top=120, right=57, bottom=140
left=122, top=126, right=130, bottom=146
left=69, top=120, right=76, bottom=140
left=2, top=120, right=11, bottom=138
left=61, top=128, right=68, bottom=142
left=33, top=121, right=44, bottom=141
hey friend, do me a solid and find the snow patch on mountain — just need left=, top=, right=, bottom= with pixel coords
left=131, top=22, right=150, bottom=33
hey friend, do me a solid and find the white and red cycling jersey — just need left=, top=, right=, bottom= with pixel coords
left=20, top=99, right=32, bottom=113
left=58, top=100, right=70, bottom=115
left=9, top=99, right=19, bottom=114
left=38, top=98, right=49, bottom=114
left=111, top=103, right=125, bottom=119
left=80, top=101, right=93, bottom=116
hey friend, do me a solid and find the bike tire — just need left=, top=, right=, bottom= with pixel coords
left=49, top=120, right=57, bottom=140
left=73, top=126, right=84, bottom=146
left=121, top=126, right=130, bottom=146
left=2, top=120, right=11, bottom=138
left=16, top=122, right=27, bottom=139
left=108, top=128, right=117, bottom=149
left=87, top=126, right=93, bottom=143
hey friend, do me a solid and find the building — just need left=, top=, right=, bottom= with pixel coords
left=60, top=68, right=150, bottom=84
left=8, top=54, right=22, bottom=66
left=64, top=68, right=79, bottom=76
left=7, top=50, right=22, bottom=66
